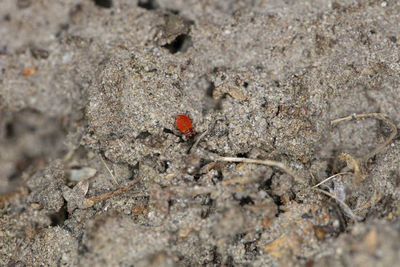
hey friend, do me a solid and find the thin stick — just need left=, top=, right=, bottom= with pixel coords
left=331, top=113, right=397, bottom=162
left=85, top=177, right=140, bottom=207
left=11, top=237, right=24, bottom=260
left=188, top=128, right=209, bottom=154
left=312, top=172, right=352, bottom=188
left=309, top=187, right=363, bottom=222
left=217, top=156, right=305, bottom=184
left=99, top=154, right=118, bottom=184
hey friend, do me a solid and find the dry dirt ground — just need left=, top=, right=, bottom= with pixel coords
left=1, top=0, right=400, bottom=266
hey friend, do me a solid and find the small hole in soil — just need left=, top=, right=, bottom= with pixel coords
left=212, top=246, right=222, bottom=265
left=78, top=244, right=89, bottom=255
left=162, top=34, right=191, bottom=54
left=93, top=0, right=112, bottom=8
left=4, top=14, right=11, bottom=21
left=206, top=82, right=215, bottom=97
left=5, top=122, right=14, bottom=138
left=275, top=105, right=282, bottom=116
left=274, top=196, right=286, bottom=214
left=136, top=131, right=151, bottom=139
left=301, top=210, right=313, bottom=219
left=163, top=128, right=174, bottom=135
left=193, top=173, right=202, bottom=181
left=236, top=152, right=249, bottom=158
left=388, top=36, right=397, bottom=43
left=159, top=160, right=169, bottom=173
left=216, top=170, right=223, bottom=181
left=128, top=162, right=139, bottom=180
left=239, top=196, right=254, bottom=206
left=138, top=0, right=158, bottom=10
left=262, top=177, right=272, bottom=190
left=48, top=205, right=68, bottom=226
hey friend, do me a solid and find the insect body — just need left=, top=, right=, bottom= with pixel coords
left=176, top=115, right=194, bottom=138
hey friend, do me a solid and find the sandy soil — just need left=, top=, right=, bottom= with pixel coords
left=1, top=0, right=399, bottom=266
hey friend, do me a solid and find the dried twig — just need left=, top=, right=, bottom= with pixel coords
left=99, top=154, right=118, bottom=184
left=85, top=177, right=140, bottom=207
left=188, top=128, right=209, bottom=154
left=331, top=113, right=397, bottom=163
left=305, top=113, right=398, bottom=223
left=217, top=156, right=305, bottom=184
left=309, top=187, right=363, bottom=222
left=311, top=172, right=352, bottom=188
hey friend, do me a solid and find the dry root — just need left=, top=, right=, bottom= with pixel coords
left=331, top=113, right=397, bottom=163
left=217, top=156, right=305, bottom=184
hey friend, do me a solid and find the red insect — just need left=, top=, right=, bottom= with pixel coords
left=176, top=115, right=195, bottom=138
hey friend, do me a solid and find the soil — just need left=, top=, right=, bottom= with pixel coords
left=1, top=0, right=399, bottom=266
